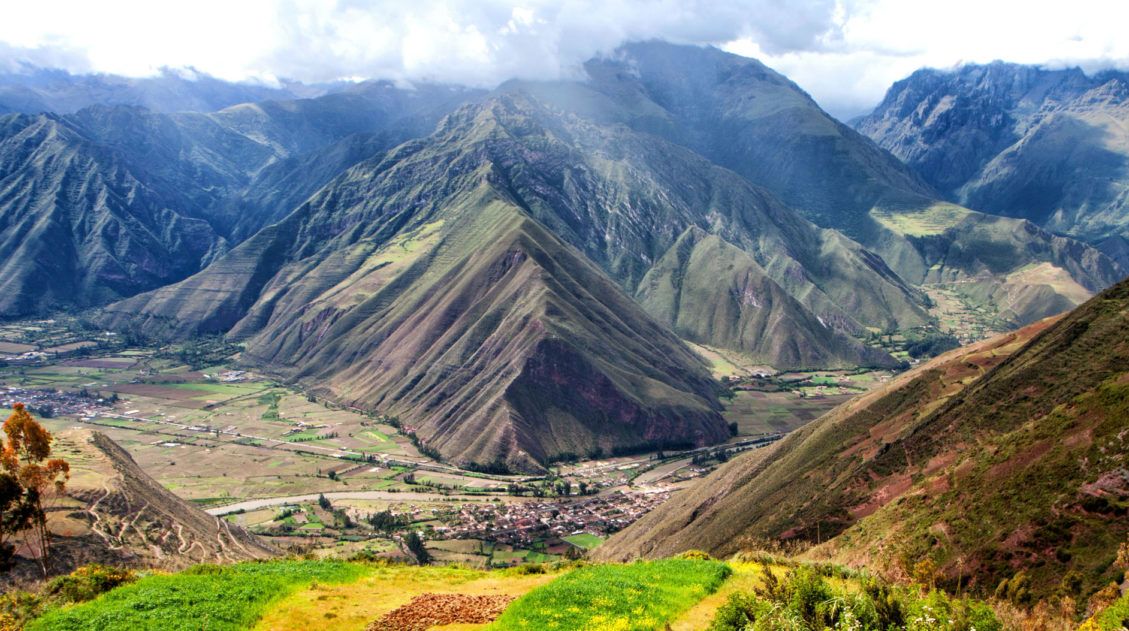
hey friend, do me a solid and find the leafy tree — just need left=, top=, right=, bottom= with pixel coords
left=317, top=494, right=332, bottom=510
left=0, top=460, right=34, bottom=571
left=404, top=531, right=431, bottom=565
left=2, top=403, right=70, bottom=577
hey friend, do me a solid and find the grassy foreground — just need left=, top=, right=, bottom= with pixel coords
left=491, top=558, right=731, bottom=630
left=27, top=561, right=367, bottom=631
left=10, top=556, right=1077, bottom=630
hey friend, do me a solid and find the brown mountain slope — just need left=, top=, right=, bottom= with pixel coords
left=598, top=276, right=1129, bottom=598
left=2, top=430, right=275, bottom=585
left=103, top=184, right=729, bottom=472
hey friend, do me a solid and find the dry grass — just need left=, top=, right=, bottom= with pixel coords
left=253, top=565, right=557, bottom=631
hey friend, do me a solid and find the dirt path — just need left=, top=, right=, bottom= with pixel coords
left=206, top=490, right=513, bottom=515
left=365, top=594, right=513, bottom=631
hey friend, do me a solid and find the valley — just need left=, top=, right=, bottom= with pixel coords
left=0, top=18, right=1127, bottom=630
left=0, top=316, right=887, bottom=573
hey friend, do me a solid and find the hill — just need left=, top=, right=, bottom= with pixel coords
left=2, top=429, right=275, bottom=587
left=857, top=62, right=1129, bottom=245
left=597, top=276, right=1129, bottom=599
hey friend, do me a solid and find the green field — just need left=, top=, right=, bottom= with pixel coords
left=491, top=559, right=731, bottom=630
left=164, top=382, right=269, bottom=397
left=563, top=533, right=605, bottom=550
left=27, top=561, right=367, bottom=631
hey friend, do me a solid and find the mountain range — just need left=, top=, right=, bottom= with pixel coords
left=1, top=42, right=1126, bottom=471
left=857, top=62, right=1129, bottom=269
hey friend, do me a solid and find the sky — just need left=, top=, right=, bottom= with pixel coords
left=1, top=0, right=1127, bottom=119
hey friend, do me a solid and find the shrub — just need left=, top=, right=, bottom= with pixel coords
left=44, top=565, right=136, bottom=603
left=708, top=564, right=1001, bottom=631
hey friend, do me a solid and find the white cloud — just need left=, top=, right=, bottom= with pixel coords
left=0, top=0, right=1127, bottom=118
left=728, top=0, right=1129, bottom=118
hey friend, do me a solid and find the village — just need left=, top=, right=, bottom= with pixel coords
left=431, top=488, right=670, bottom=547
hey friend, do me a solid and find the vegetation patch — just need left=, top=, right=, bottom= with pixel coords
left=27, top=560, right=368, bottom=631
left=706, top=565, right=1001, bottom=631
left=490, top=559, right=730, bottom=630
left=562, top=533, right=605, bottom=550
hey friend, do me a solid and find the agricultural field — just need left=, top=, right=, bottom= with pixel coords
left=14, top=558, right=743, bottom=631
left=723, top=390, right=848, bottom=436
left=0, top=318, right=911, bottom=564
left=491, top=558, right=731, bottom=630
left=26, top=561, right=368, bottom=630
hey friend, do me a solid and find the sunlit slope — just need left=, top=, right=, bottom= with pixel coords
left=600, top=277, right=1129, bottom=597
left=3, top=430, right=275, bottom=587
left=99, top=92, right=952, bottom=469
left=104, top=183, right=729, bottom=472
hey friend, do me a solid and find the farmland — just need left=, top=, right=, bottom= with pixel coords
left=0, top=317, right=901, bottom=564
left=4, top=555, right=1035, bottom=631
left=492, top=558, right=732, bottom=630
left=26, top=561, right=368, bottom=631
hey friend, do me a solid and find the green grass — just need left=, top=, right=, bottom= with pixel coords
left=490, top=559, right=730, bottom=630
left=1092, top=592, right=1129, bottom=630
left=164, top=383, right=265, bottom=396
left=563, top=533, right=605, bottom=550
left=27, top=561, right=368, bottom=631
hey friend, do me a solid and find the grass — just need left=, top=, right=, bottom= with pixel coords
left=27, top=561, right=368, bottom=631
left=1089, top=591, right=1129, bottom=630
left=254, top=563, right=555, bottom=631
left=870, top=201, right=971, bottom=236
left=490, top=559, right=731, bottom=630
left=165, top=383, right=266, bottom=396
left=563, top=533, right=605, bottom=550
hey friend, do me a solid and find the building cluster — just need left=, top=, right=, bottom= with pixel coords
left=1, top=386, right=113, bottom=418
left=433, top=489, right=670, bottom=546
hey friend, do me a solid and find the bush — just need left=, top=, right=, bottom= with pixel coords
left=45, top=565, right=136, bottom=603
left=708, top=565, right=1001, bottom=631
left=0, top=565, right=137, bottom=630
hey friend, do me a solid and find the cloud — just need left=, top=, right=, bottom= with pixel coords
left=0, top=0, right=1127, bottom=118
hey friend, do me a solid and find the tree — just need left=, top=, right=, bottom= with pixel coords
left=0, top=460, right=34, bottom=571
left=2, top=403, right=70, bottom=577
left=404, top=531, right=431, bottom=565
left=317, top=494, right=332, bottom=511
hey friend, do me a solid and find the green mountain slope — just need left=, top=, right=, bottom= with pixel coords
left=635, top=227, right=895, bottom=369
left=598, top=277, right=1129, bottom=599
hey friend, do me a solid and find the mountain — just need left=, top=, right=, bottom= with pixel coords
left=598, top=277, right=1129, bottom=600
left=97, top=87, right=960, bottom=467
left=0, top=112, right=228, bottom=316
left=524, top=42, right=1124, bottom=326
left=856, top=62, right=1129, bottom=245
left=2, top=44, right=1117, bottom=327
left=99, top=95, right=751, bottom=471
left=634, top=227, right=895, bottom=369
left=0, top=83, right=483, bottom=317
left=2, top=430, right=275, bottom=585
left=0, top=66, right=330, bottom=115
